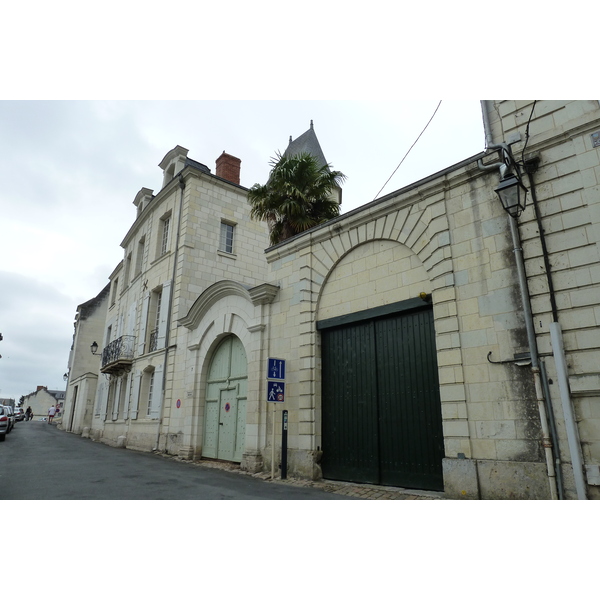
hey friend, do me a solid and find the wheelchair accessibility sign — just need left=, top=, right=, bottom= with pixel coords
left=267, top=380, right=285, bottom=403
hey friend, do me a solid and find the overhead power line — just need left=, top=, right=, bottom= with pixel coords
left=373, top=100, right=443, bottom=201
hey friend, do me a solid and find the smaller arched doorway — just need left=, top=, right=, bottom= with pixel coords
left=202, top=335, right=248, bottom=462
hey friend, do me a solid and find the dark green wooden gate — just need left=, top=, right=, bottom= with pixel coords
left=318, top=299, right=444, bottom=491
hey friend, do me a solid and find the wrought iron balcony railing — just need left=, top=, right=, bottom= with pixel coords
left=100, top=335, right=136, bottom=375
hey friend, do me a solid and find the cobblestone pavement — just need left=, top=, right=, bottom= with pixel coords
left=167, top=455, right=445, bottom=500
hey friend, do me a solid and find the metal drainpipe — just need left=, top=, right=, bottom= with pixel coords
left=550, top=322, right=587, bottom=499
left=526, top=164, right=587, bottom=498
left=524, top=164, right=567, bottom=499
left=508, top=217, right=559, bottom=500
left=480, top=100, right=494, bottom=148
left=540, top=360, right=564, bottom=499
left=154, top=174, right=186, bottom=452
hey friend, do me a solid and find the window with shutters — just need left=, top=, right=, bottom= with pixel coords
left=106, top=380, right=117, bottom=421
left=124, top=252, right=132, bottom=285
left=110, top=278, right=119, bottom=306
left=146, top=370, right=155, bottom=417
left=148, top=288, right=162, bottom=353
left=138, top=367, right=156, bottom=418
left=159, top=214, right=171, bottom=256
left=135, top=237, right=145, bottom=277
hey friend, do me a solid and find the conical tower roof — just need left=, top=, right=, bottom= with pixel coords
left=283, top=120, right=329, bottom=169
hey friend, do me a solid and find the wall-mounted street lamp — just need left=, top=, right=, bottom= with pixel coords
left=91, top=341, right=99, bottom=355
left=63, top=373, right=68, bottom=381
left=495, top=172, right=528, bottom=218
left=479, top=142, right=528, bottom=219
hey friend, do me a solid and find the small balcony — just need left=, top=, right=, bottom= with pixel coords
left=101, top=335, right=136, bottom=375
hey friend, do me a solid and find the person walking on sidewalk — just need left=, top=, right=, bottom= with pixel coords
left=47, top=405, right=56, bottom=424
left=25, top=406, right=32, bottom=421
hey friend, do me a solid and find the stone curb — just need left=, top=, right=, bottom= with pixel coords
left=162, top=454, right=445, bottom=500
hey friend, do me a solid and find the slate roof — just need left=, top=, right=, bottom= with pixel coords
left=284, top=121, right=329, bottom=169
left=184, top=157, right=211, bottom=174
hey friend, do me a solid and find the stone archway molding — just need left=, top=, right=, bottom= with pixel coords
left=179, top=280, right=279, bottom=331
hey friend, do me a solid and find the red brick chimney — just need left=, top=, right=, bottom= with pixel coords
left=37, top=386, right=47, bottom=392
left=215, top=152, right=241, bottom=185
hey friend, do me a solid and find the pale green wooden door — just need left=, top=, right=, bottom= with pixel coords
left=203, top=336, right=247, bottom=462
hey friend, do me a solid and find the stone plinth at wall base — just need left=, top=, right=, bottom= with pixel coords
left=477, top=459, right=551, bottom=500
left=288, top=449, right=323, bottom=480
left=241, top=451, right=263, bottom=473
left=178, top=445, right=194, bottom=460
left=444, top=457, right=554, bottom=499
left=443, top=458, right=479, bottom=499
left=81, top=427, right=91, bottom=439
left=100, top=435, right=120, bottom=448
left=89, top=429, right=102, bottom=441
left=117, top=435, right=127, bottom=448
left=163, top=432, right=182, bottom=455
left=259, top=448, right=322, bottom=480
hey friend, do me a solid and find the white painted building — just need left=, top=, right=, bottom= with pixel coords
left=67, top=103, right=600, bottom=499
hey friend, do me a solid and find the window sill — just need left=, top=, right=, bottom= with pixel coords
left=217, top=250, right=237, bottom=260
left=150, top=251, right=171, bottom=267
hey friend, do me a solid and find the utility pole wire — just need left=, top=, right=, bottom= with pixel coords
left=373, top=100, right=443, bottom=201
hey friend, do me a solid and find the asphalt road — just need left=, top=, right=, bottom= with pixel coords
left=0, top=420, right=350, bottom=500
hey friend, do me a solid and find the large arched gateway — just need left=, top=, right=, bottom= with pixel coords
left=315, top=240, right=445, bottom=491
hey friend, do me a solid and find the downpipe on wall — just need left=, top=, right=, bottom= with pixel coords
left=549, top=322, right=587, bottom=499
left=524, top=164, right=587, bottom=499
left=154, top=174, right=186, bottom=452
left=508, top=217, right=559, bottom=500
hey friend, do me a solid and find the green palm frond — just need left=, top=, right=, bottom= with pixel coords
left=248, top=152, right=346, bottom=245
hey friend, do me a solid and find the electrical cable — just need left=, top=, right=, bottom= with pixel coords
left=520, top=100, right=537, bottom=164
left=373, top=100, right=442, bottom=201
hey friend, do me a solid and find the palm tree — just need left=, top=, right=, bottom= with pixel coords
left=248, top=151, right=346, bottom=245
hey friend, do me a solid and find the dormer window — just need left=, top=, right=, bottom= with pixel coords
left=133, top=188, right=154, bottom=217
left=164, top=164, right=175, bottom=185
left=159, top=145, right=189, bottom=189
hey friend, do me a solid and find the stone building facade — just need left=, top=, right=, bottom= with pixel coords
left=82, top=146, right=273, bottom=459
left=63, top=103, right=600, bottom=499
left=22, top=386, right=65, bottom=421
left=260, top=101, right=600, bottom=499
left=60, top=284, right=110, bottom=434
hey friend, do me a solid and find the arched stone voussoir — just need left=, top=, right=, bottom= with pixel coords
left=179, top=280, right=279, bottom=331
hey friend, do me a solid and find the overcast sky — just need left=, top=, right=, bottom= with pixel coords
left=0, top=100, right=486, bottom=400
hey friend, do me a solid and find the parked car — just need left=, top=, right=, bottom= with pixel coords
left=0, top=406, right=11, bottom=440
left=13, top=407, right=25, bottom=422
left=2, top=405, right=15, bottom=432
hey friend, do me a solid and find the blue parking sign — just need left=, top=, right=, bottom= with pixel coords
left=267, top=380, right=285, bottom=403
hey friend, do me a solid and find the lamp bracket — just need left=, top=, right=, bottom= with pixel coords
left=487, top=351, right=531, bottom=366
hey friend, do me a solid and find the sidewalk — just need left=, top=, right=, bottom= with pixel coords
left=170, top=455, right=445, bottom=500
